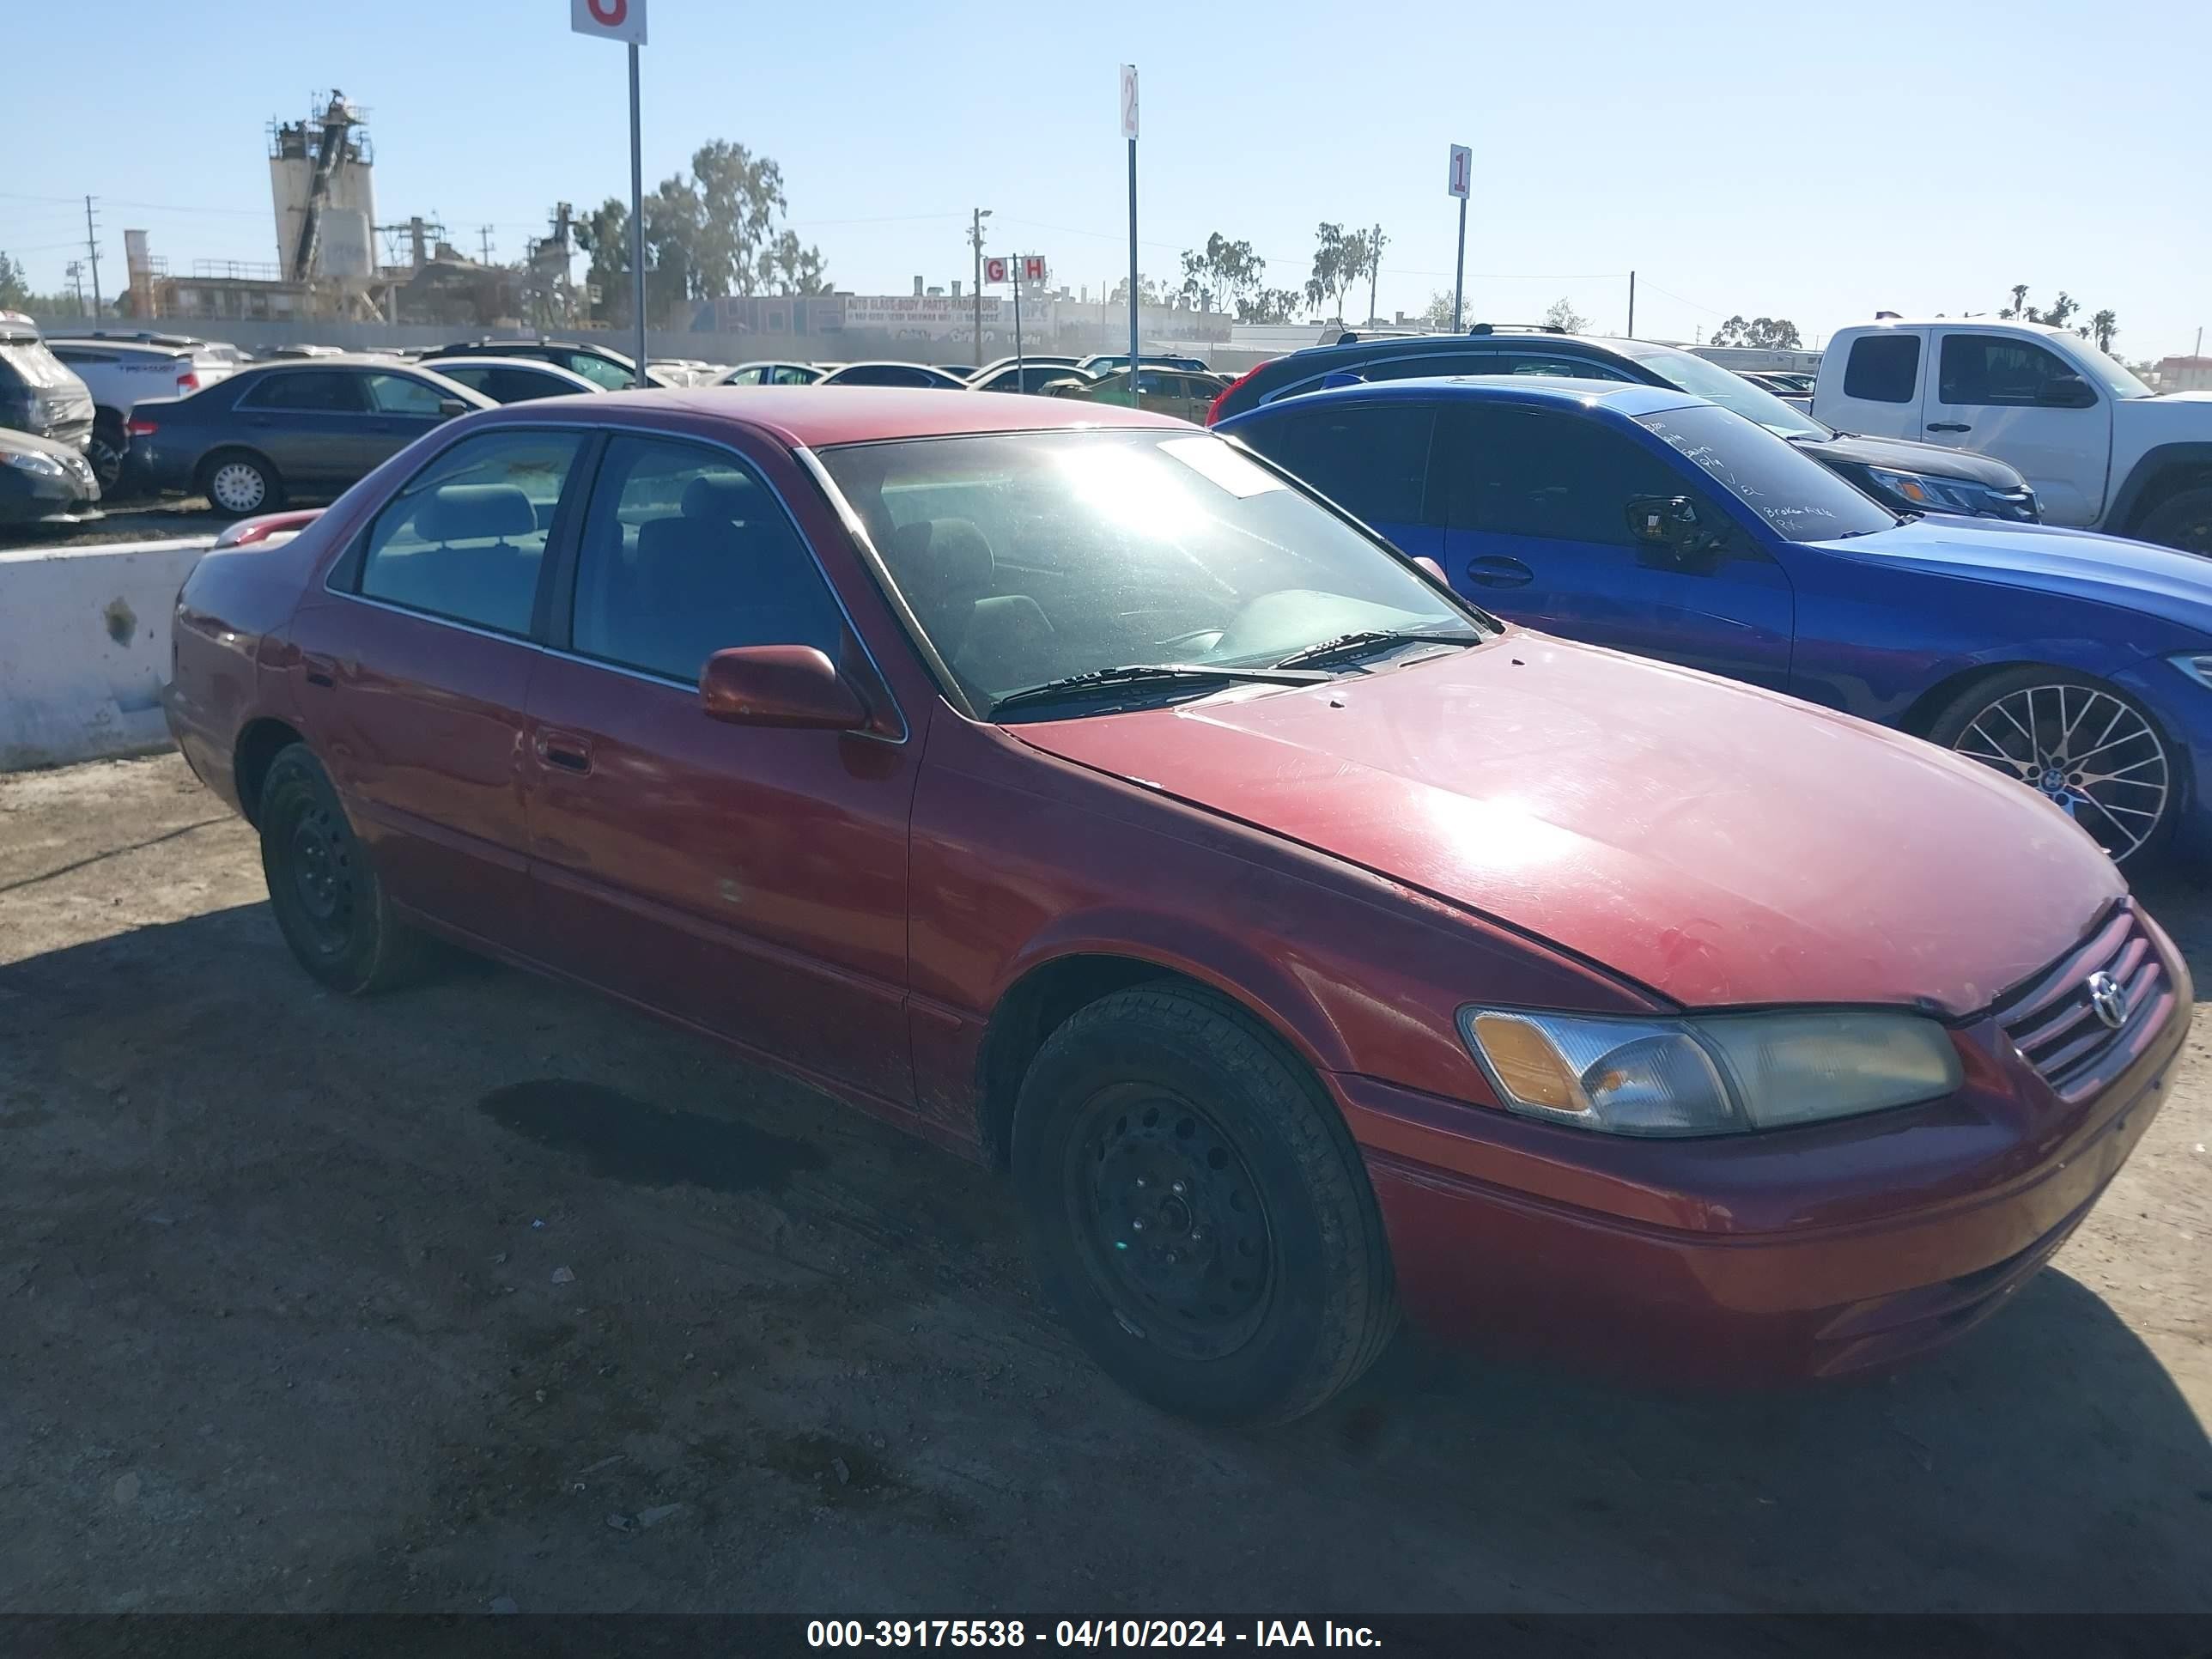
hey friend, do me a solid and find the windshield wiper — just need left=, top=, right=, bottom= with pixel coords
left=1270, top=627, right=1482, bottom=671
left=988, top=662, right=1329, bottom=717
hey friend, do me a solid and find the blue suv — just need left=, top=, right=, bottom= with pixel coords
left=1218, top=375, right=2212, bottom=866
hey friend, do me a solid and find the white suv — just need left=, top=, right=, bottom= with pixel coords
left=46, top=336, right=240, bottom=492
left=1813, top=319, right=2212, bottom=553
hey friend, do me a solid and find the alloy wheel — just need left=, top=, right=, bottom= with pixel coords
left=1063, top=1084, right=1275, bottom=1362
left=1948, top=682, right=2170, bottom=862
left=210, top=461, right=267, bottom=514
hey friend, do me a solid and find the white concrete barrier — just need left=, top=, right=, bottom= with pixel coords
left=0, top=538, right=216, bottom=771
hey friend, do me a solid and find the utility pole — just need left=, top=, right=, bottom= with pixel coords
left=969, top=209, right=991, bottom=358
left=83, top=197, right=103, bottom=315
left=1365, top=224, right=1385, bottom=329
left=65, top=261, right=85, bottom=317
left=478, top=225, right=495, bottom=264
left=1626, top=270, right=1636, bottom=339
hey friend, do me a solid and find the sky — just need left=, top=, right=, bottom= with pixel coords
left=5, top=0, right=2209, bottom=360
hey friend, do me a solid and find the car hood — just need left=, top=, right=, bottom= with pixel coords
left=1793, top=428, right=2028, bottom=489
left=1006, top=635, right=2122, bottom=1015
left=1813, top=517, right=2212, bottom=638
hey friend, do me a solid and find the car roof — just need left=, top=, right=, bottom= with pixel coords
left=486, top=384, right=1183, bottom=447
left=422, top=354, right=594, bottom=377
left=48, top=336, right=198, bottom=357
left=1226, top=374, right=1697, bottom=421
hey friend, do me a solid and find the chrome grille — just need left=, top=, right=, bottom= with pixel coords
left=1996, top=903, right=2170, bottom=1103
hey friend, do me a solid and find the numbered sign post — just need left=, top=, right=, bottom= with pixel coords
left=1447, top=143, right=1471, bottom=333
left=573, top=0, right=651, bottom=386
left=1120, top=64, right=1139, bottom=404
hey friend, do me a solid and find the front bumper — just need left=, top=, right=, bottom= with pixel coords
left=1336, top=914, right=2189, bottom=1386
left=0, top=461, right=100, bottom=525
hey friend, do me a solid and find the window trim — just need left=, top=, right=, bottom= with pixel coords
left=1841, top=332, right=1923, bottom=405
left=546, top=429, right=910, bottom=744
left=1935, top=331, right=2096, bottom=410
left=331, top=422, right=600, bottom=642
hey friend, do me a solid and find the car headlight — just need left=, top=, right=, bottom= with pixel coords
left=3, top=450, right=66, bottom=477
left=2170, top=653, right=2212, bottom=690
left=1457, top=1006, right=1962, bottom=1136
left=1862, top=466, right=2004, bottom=516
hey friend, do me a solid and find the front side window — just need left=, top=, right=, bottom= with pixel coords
left=1938, top=335, right=2090, bottom=406
left=569, top=436, right=846, bottom=683
left=769, top=365, right=816, bottom=386
left=244, top=370, right=367, bottom=412
left=366, top=373, right=448, bottom=416
left=1635, top=403, right=1897, bottom=542
left=1444, top=407, right=1683, bottom=545
left=1843, top=335, right=1922, bottom=404
left=356, top=429, right=583, bottom=634
left=563, top=353, right=634, bottom=391
left=1249, top=402, right=1437, bottom=526
left=820, top=430, right=1485, bottom=714
left=723, top=367, right=767, bottom=386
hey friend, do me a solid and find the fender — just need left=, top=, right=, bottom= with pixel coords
left=2106, top=441, right=2212, bottom=533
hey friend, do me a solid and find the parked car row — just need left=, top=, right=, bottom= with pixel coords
left=167, top=382, right=2191, bottom=1428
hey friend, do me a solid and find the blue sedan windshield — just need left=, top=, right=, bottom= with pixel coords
left=1635, top=404, right=1899, bottom=542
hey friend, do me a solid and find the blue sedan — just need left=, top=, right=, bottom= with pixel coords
left=1218, top=376, right=2212, bottom=866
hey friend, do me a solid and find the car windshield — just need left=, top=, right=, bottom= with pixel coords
left=1635, top=402, right=1899, bottom=542
left=819, top=429, right=1489, bottom=718
left=2068, top=339, right=2155, bottom=399
left=1614, top=340, right=1829, bottom=440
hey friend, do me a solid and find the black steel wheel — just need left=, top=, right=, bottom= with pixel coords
left=1926, top=668, right=2176, bottom=866
left=258, top=744, right=427, bottom=994
left=1012, top=985, right=1397, bottom=1425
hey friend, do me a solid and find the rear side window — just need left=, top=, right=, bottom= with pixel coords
left=1843, top=335, right=1920, bottom=404
left=1937, top=335, right=2084, bottom=406
left=769, top=365, right=816, bottom=386
left=356, top=430, right=584, bottom=635
left=568, top=435, right=846, bottom=684
left=1249, top=402, right=1437, bottom=526
left=244, top=370, right=368, bottom=412
left=723, top=366, right=766, bottom=386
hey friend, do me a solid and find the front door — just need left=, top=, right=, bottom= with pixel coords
left=355, top=369, right=459, bottom=475
left=525, top=432, right=919, bottom=1106
left=1920, top=331, right=2110, bottom=526
left=234, top=368, right=374, bottom=489
left=289, top=426, right=588, bottom=948
left=1437, top=404, right=1795, bottom=689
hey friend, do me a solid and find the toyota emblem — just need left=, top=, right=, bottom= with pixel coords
left=2086, top=970, right=2130, bottom=1030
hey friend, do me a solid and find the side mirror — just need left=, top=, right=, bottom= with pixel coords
left=1626, top=493, right=1705, bottom=550
left=436, top=398, right=471, bottom=418
left=2036, top=374, right=2096, bottom=410
left=700, top=646, right=868, bottom=731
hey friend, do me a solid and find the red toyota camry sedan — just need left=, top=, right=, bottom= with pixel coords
left=165, top=388, right=2188, bottom=1424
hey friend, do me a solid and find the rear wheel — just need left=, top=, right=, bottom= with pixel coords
left=87, top=416, right=127, bottom=495
left=258, top=744, right=427, bottom=994
left=201, top=450, right=283, bottom=517
left=1925, top=667, right=2177, bottom=866
left=1012, top=986, right=1397, bottom=1426
left=2136, top=486, right=2212, bottom=558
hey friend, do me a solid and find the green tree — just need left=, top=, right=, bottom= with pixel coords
left=574, top=198, right=635, bottom=326
left=2029, top=290, right=2079, bottom=331
left=756, top=230, right=831, bottom=295
left=1308, top=222, right=1362, bottom=321
left=1421, top=289, right=1460, bottom=331
left=1245, top=287, right=1303, bottom=325
left=1178, top=233, right=1266, bottom=318
left=1362, top=225, right=1389, bottom=325
left=2001, top=283, right=2029, bottom=319
left=0, top=252, right=28, bottom=309
left=2087, top=309, right=2119, bottom=354
left=1543, top=296, right=1589, bottom=333
left=1711, top=314, right=1802, bottom=349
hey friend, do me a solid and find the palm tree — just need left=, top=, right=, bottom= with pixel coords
left=2003, top=283, right=2030, bottom=319
left=2089, top=309, right=2119, bottom=354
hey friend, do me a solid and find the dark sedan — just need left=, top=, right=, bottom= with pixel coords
left=126, top=358, right=490, bottom=514
left=0, top=425, right=100, bottom=525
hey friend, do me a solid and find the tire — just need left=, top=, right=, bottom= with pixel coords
left=2135, top=486, right=2212, bottom=558
left=1011, top=986, right=1398, bottom=1426
left=87, top=418, right=126, bottom=495
left=258, top=744, right=428, bottom=994
left=1923, top=666, right=2178, bottom=867
left=200, top=449, right=283, bottom=517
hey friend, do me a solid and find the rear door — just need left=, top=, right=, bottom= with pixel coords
left=1437, top=404, right=1794, bottom=688
left=289, top=426, right=589, bottom=949
left=1236, top=398, right=1447, bottom=564
left=234, top=368, right=372, bottom=486
left=1820, top=330, right=1927, bottom=441
left=1919, top=331, right=2110, bottom=526
left=524, top=431, right=919, bottom=1103
left=359, top=369, right=461, bottom=472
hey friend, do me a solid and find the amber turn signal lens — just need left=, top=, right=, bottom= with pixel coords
left=1468, top=1013, right=1588, bottom=1113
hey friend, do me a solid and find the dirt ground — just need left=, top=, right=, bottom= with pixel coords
left=2, top=752, right=2208, bottom=1616
left=0, top=497, right=222, bottom=551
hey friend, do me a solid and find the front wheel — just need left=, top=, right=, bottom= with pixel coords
left=2136, top=487, right=2212, bottom=558
left=1012, top=986, right=1397, bottom=1426
left=1925, top=667, right=2178, bottom=866
left=258, top=744, right=428, bottom=994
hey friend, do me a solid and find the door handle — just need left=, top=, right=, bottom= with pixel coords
left=1463, top=555, right=1535, bottom=588
left=1926, top=422, right=1972, bottom=433
left=301, top=653, right=336, bottom=690
left=536, top=731, right=594, bottom=775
